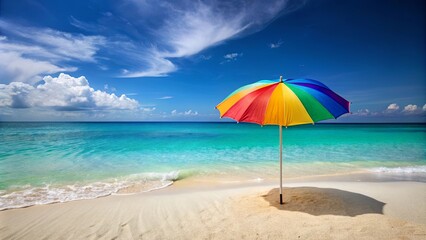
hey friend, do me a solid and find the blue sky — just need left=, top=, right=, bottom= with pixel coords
left=0, top=0, right=425, bottom=122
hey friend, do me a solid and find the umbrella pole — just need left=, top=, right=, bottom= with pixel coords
left=279, top=125, right=283, bottom=205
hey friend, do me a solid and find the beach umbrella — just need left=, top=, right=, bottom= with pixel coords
left=216, top=76, right=350, bottom=204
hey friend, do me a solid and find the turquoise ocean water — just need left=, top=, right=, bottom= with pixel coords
left=0, top=122, right=425, bottom=210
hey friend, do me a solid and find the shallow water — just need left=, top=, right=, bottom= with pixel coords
left=0, top=122, right=425, bottom=209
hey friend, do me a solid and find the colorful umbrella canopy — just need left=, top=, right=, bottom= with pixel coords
left=216, top=76, right=350, bottom=204
left=216, top=77, right=350, bottom=126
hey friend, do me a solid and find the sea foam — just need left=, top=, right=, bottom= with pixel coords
left=368, top=166, right=426, bottom=174
left=0, top=171, right=180, bottom=211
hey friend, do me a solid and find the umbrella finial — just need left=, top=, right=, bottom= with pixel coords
left=280, top=76, right=283, bottom=83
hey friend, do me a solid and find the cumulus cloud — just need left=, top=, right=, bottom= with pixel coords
left=386, top=103, right=399, bottom=110
left=344, top=103, right=425, bottom=121
left=0, top=81, right=33, bottom=108
left=0, top=73, right=139, bottom=110
left=0, top=20, right=105, bottom=83
left=382, top=103, right=425, bottom=115
left=402, top=104, right=419, bottom=114
left=383, top=103, right=400, bottom=114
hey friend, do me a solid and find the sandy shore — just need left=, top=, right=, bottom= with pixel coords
left=1, top=179, right=426, bottom=240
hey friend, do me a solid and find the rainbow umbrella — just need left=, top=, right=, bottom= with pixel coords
left=216, top=76, right=350, bottom=204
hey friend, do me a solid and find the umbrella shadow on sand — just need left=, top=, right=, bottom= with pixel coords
left=262, top=187, right=385, bottom=217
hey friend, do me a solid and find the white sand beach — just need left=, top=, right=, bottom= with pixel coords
left=1, top=177, right=425, bottom=240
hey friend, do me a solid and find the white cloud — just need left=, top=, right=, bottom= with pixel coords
left=157, top=96, right=173, bottom=100
left=383, top=103, right=426, bottom=115
left=0, top=51, right=77, bottom=84
left=120, top=51, right=177, bottom=77
left=402, top=104, right=418, bottom=113
left=352, top=109, right=371, bottom=116
left=0, top=81, right=34, bottom=108
left=0, top=20, right=105, bottom=83
left=98, top=65, right=109, bottom=71
left=159, top=6, right=244, bottom=58
left=343, top=103, right=426, bottom=121
left=270, top=40, right=283, bottom=48
left=142, top=107, right=156, bottom=112
left=0, top=73, right=139, bottom=110
left=350, top=108, right=382, bottom=117
left=200, top=55, right=212, bottom=60
left=104, top=84, right=116, bottom=92
left=121, top=0, right=298, bottom=77
left=0, top=20, right=105, bottom=62
left=222, top=52, right=243, bottom=63
left=0, top=1, right=305, bottom=81
left=224, top=53, right=241, bottom=60
left=184, top=110, right=198, bottom=116
left=70, top=16, right=106, bottom=33
left=386, top=103, right=399, bottom=111
left=171, top=109, right=198, bottom=116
